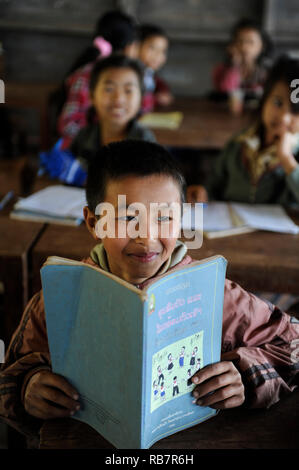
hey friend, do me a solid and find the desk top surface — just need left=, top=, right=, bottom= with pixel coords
left=39, top=390, right=298, bottom=449
left=150, top=97, right=255, bottom=149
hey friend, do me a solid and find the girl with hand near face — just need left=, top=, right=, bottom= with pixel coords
left=188, top=55, right=299, bottom=206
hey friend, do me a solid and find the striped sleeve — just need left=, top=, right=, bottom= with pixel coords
left=0, top=291, right=51, bottom=437
left=221, top=280, right=299, bottom=408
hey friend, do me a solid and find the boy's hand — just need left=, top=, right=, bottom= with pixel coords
left=24, top=370, right=80, bottom=419
left=192, top=361, right=245, bottom=409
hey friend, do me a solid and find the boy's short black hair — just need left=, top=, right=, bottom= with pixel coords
left=139, top=24, right=168, bottom=43
left=86, top=140, right=186, bottom=212
left=89, top=54, right=145, bottom=95
left=260, top=54, right=299, bottom=114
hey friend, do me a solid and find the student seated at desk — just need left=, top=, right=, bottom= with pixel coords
left=212, top=18, right=272, bottom=102
left=56, top=10, right=139, bottom=146
left=40, top=55, right=156, bottom=186
left=0, top=140, right=298, bottom=448
left=138, top=24, right=173, bottom=113
left=188, top=55, right=299, bottom=205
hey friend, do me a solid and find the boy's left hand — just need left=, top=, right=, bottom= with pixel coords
left=192, top=361, right=245, bottom=409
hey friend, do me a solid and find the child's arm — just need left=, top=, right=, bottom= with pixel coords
left=154, top=76, right=173, bottom=107
left=276, top=130, right=299, bottom=203
left=0, top=291, right=80, bottom=437
left=192, top=279, right=299, bottom=410
left=57, top=67, right=92, bottom=141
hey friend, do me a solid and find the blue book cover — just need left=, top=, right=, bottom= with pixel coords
left=41, top=254, right=227, bottom=449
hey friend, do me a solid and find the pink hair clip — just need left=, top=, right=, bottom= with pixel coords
left=93, top=36, right=113, bottom=57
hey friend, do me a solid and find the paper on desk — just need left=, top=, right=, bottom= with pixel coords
left=138, top=112, right=183, bottom=130
left=181, top=202, right=299, bottom=236
left=181, top=203, right=244, bottom=231
left=231, top=203, right=299, bottom=234
left=13, top=185, right=86, bottom=220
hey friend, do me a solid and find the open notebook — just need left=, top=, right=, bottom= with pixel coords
left=10, top=185, right=86, bottom=226
left=182, top=202, right=299, bottom=238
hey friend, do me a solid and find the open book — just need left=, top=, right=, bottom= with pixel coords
left=41, top=254, right=227, bottom=449
left=182, top=202, right=299, bottom=239
left=10, top=185, right=86, bottom=226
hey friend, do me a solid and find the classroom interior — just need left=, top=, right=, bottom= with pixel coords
left=0, top=0, right=299, bottom=450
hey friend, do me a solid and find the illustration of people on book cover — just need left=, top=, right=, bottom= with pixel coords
left=151, top=331, right=204, bottom=413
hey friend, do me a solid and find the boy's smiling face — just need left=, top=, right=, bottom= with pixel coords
left=84, top=174, right=182, bottom=285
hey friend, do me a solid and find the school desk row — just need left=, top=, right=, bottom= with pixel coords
left=5, top=81, right=254, bottom=150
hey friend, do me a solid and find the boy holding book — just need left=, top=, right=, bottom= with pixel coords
left=0, top=140, right=298, bottom=446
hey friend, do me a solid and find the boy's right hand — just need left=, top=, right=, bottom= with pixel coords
left=24, top=370, right=80, bottom=419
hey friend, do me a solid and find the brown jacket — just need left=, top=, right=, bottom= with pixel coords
left=0, top=254, right=298, bottom=442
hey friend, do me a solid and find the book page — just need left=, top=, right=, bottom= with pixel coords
left=231, top=203, right=299, bottom=234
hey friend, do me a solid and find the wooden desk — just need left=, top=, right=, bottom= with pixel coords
left=0, top=158, right=47, bottom=344
left=5, top=82, right=58, bottom=150
left=0, top=218, right=44, bottom=344
left=31, top=224, right=95, bottom=295
left=39, top=390, right=298, bottom=449
left=150, top=98, right=255, bottom=150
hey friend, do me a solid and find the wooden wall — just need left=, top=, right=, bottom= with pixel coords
left=1, top=0, right=299, bottom=96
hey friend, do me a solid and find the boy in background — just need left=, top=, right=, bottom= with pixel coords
left=138, top=24, right=173, bottom=112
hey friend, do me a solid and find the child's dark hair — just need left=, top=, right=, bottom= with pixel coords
left=231, top=17, right=273, bottom=63
left=259, top=54, right=299, bottom=115
left=68, top=10, right=138, bottom=75
left=139, top=24, right=168, bottom=43
left=86, top=140, right=186, bottom=212
left=89, top=54, right=144, bottom=96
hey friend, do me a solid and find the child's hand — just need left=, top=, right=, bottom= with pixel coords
left=155, top=92, right=173, bottom=106
left=186, top=185, right=208, bottom=203
left=191, top=361, right=245, bottom=409
left=24, top=370, right=80, bottom=419
left=276, top=130, right=299, bottom=175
